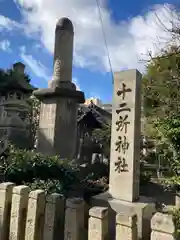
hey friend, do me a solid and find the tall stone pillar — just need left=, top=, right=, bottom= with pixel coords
left=33, top=18, right=85, bottom=159
left=91, top=70, right=155, bottom=240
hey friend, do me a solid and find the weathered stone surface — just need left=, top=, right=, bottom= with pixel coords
left=88, top=207, right=108, bottom=240
left=0, top=182, right=15, bottom=240
left=37, top=97, right=79, bottom=159
left=92, top=189, right=155, bottom=240
left=9, top=185, right=29, bottom=240
left=0, top=61, right=35, bottom=150
left=25, top=190, right=45, bottom=240
left=109, top=69, right=141, bottom=202
left=64, top=198, right=85, bottom=240
left=51, top=17, right=74, bottom=85
left=151, top=231, right=175, bottom=240
left=89, top=206, right=108, bottom=219
left=116, top=213, right=138, bottom=240
left=175, top=193, right=180, bottom=208
left=151, top=212, right=175, bottom=240
left=116, top=212, right=137, bottom=227
left=43, top=193, right=65, bottom=240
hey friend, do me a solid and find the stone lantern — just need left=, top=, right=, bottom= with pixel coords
left=0, top=62, right=35, bottom=149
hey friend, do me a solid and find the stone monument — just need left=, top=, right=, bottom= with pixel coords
left=109, top=69, right=140, bottom=202
left=92, top=70, right=155, bottom=240
left=33, top=18, right=85, bottom=159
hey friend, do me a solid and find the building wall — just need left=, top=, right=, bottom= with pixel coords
left=84, top=98, right=102, bottom=106
left=101, top=104, right=112, bottom=113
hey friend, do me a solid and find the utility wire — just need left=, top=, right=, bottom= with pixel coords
left=95, top=0, right=114, bottom=84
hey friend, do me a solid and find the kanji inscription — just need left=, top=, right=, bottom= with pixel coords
left=115, top=136, right=129, bottom=154
left=114, top=82, right=131, bottom=173
left=115, top=156, right=128, bottom=173
left=110, top=70, right=141, bottom=202
left=116, top=103, right=130, bottom=114
left=117, top=83, right=131, bottom=100
left=116, top=114, right=130, bottom=133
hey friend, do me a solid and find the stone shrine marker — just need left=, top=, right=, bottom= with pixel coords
left=109, top=69, right=141, bottom=202
left=92, top=69, right=155, bottom=240
left=33, top=18, right=84, bottom=159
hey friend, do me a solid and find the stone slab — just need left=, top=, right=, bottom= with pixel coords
left=91, top=192, right=156, bottom=240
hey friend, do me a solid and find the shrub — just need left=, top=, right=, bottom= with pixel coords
left=0, top=144, right=152, bottom=198
left=25, top=179, right=64, bottom=195
left=1, top=145, right=80, bottom=194
left=0, top=145, right=108, bottom=198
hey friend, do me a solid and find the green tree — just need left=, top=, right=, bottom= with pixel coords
left=141, top=6, right=180, bottom=187
left=0, top=67, right=31, bottom=84
left=143, top=46, right=180, bottom=120
left=6, top=68, right=31, bottom=83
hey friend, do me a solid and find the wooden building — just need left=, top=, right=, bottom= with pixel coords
left=76, top=101, right=111, bottom=164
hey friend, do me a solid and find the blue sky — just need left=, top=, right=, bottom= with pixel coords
left=0, top=0, right=178, bottom=103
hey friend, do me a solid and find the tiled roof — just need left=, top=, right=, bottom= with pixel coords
left=78, top=103, right=111, bottom=128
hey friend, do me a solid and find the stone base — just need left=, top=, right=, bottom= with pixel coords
left=91, top=192, right=156, bottom=240
left=33, top=84, right=85, bottom=159
left=33, top=85, right=85, bottom=103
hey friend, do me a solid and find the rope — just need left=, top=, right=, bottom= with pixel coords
left=95, top=0, right=114, bottom=84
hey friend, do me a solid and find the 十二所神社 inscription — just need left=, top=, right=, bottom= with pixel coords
left=114, top=83, right=131, bottom=173
left=109, top=70, right=141, bottom=202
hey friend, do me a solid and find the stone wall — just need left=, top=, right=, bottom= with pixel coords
left=0, top=182, right=178, bottom=240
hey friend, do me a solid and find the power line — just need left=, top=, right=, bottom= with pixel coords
left=95, top=0, right=114, bottom=84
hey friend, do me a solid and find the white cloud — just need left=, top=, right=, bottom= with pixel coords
left=0, top=40, right=11, bottom=52
left=13, top=1, right=179, bottom=72
left=20, top=46, right=50, bottom=81
left=0, top=15, right=21, bottom=31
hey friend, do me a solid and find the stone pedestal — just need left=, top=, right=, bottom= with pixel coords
left=34, top=85, right=84, bottom=159
left=91, top=192, right=155, bottom=240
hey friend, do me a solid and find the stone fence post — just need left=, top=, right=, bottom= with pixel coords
left=175, top=192, right=180, bottom=208
left=25, top=190, right=46, bottom=240
left=116, top=213, right=138, bottom=240
left=88, top=206, right=108, bottom=240
left=0, top=182, right=15, bottom=240
left=151, top=212, right=175, bottom=240
left=64, top=198, right=85, bottom=240
left=43, top=193, right=65, bottom=240
left=9, top=185, right=29, bottom=240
